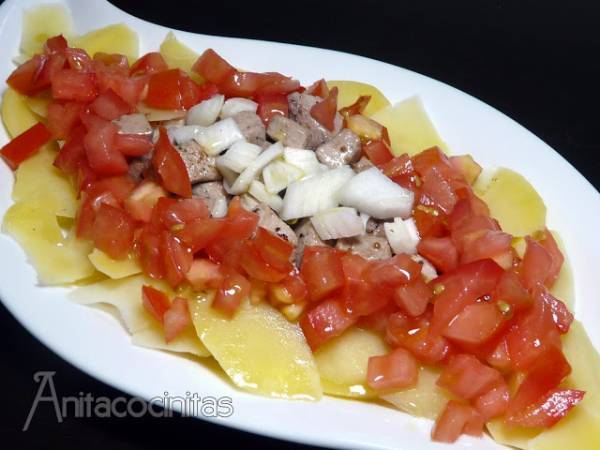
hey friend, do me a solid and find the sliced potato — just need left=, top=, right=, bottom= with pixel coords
left=2, top=88, right=42, bottom=138
left=72, top=24, right=139, bottom=64
left=24, top=91, right=52, bottom=118
left=189, top=292, right=322, bottom=400
left=370, top=96, right=448, bottom=156
left=475, top=168, right=546, bottom=237
left=89, top=249, right=142, bottom=279
left=132, top=322, right=210, bottom=358
left=549, top=231, right=574, bottom=309
left=381, top=366, right=451, bottom=420
left=160, top=32, right=202, bottom=82
left=20, top=4, right=74, bottom=56
left=327, top=80, right=391, bottom=117
left=315, top=327, right=387, bottom=399
left=2, top=203, right=95, bottom=284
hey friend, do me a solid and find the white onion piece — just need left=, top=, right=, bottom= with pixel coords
left=249, top=180, right=284, bottom=213
left=262, top=160, right=304, bottom=194
left=114, top=113, right=152, bottom=136
left=220, top=97, right=258, bottom=118
left=359, top=212, right=371, bottom=230
left=412, top=255, right=438, bottom=282
left=170, top=125, right=203, bottom=144
left=216, top=141, right=262, bottom=174
left=186, top=94, right=225, bottom=126
left=283, top=147, right=326, bottom=176
left=211, top=197, right=229, bottom=218
left=281, top=165, right=355, bottom=220
left=228, top=142, right=284, bottom=194
left=339, top=167, right=414, bottom=219
left=311, top=207, right=364, bottom=240
left=195, top=118, right=245, bottom=156
left=384, top=217, right=420, bottom=254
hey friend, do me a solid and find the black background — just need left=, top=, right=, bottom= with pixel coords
left=1, top=0, right=599, bottom=449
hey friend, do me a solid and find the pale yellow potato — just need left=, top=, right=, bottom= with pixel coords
left=370, top=96, right=449, bottom=156
left=549, top=232, right=574, bottom=309
left=381, top=366, right=451, bottom=420
left=2, top=88, right=42, bottom=138
left=132, top=322, right=210, bottom=358
left=12, top=145, right=78, bottom=218
left=327, top=80, right=391, bottom=117
left=72, top=24, right=139, bottom=64
left=475, top=168, right=546, bottom=237
left=20, top=4, right=73, bottom=56
left=2, top=203, right=95, bottom=285
left=89, top=249, right=142, bottom=280
left=189, top=292, right=322, bottom=400
left=160, top=32, right=203, bottom=82
left=24, top=91, right=52, bottom=118
left=315, top=327, right=388, bottom=399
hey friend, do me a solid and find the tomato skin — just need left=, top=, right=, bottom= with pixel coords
left=256, top=72, right=301, bottom=96
left=305, top=79, right=329, bottom=98
left=393, top=277, right=432, bottom=317
left=538, top=229, right=564, bottom=287
left=300, top=298, right=357, bottom=350
left=89, top=89, right=132, bottom=120
left=51, top=69, right=98, bottom=102
left=300, top=246, right=346, bottom=302
left=474, top=381, right=510, bottom=421
left=7, top=55, right=54, bottom=95
left=364, top=139, right=394, bottom=166
left=142, top=285, right=171, bottom=323
left=145, top=69, right=185, bottom=110
left=431, top=401, right=485, bottom=443
left=417, top=237, right=458, bottom=273
left=505, top=388, right=585, bottom=428
left=186, top=258, right=224, bottom=290
left=44, top=35, right=69, bottom=54
left=256, top=92, right=289, bottom=125
left=47, top=101, right=85, bottom=139
left=367, top=348, right=418, bottom=390
left=521, top=237, right=553, bottom=291
left=339, top=95, right=371, bottom=118
left=163, top=297, right=191, bottom=342
left=84, top=120, right=129, bottom=176
left=161, top=231, right=193, bottom=288
left=538, top=288, right=573, bottom=334
left=54, top=125, right=87, bottom=174
left=91, top=203, right=135, bottom=260
left=437, top=354, right=504, bottom=400
left=253, top=227, right=294, bottom=273
left=152, top=127, right=192, bottom=197
left=219, top=71, right=263, bottom=98
left=192, top=49, right=236, bottom=85
left=212, top=270, right=251, bottom=317
left=444, top=302, right=505, bottom=345
left=129, top=52, right=168, bottom=77
left=309, top=86, right=338, bottom=131
left=0, top=122, right=52, bottom=170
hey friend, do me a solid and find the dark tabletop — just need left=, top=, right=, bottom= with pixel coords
left=1, top=0, right=599, bottom=449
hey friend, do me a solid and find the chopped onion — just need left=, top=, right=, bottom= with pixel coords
left=228, top=142, right=284, bottom=194
left=169, top=125, right=203, bottom=144
left=186, top=94, right=225, bottom=126
left=412, top=255, right=438, bottom=282
left=249, top=180, right=284, bottom=213
left=283, top=147, right=326, bottom=176
left=281, top=165, right=355, bottom=220
left=220, top=97, right=258, bottom=119
left=113, top=113, right=152, bottom=136
left=384, top=217, right=420, bottom=254
left=195, top=118, right=245, bottom=156
left=359, top=212, right=371, bottom=229
left=216, top=141, right=262, bottom=174
left=339, top=167, right=414, bottom=219
left=210, top=197, right=229, bottom=218
left=311, top=207, right=364, bottom=240
left=262, top=160, right=304, bottom=194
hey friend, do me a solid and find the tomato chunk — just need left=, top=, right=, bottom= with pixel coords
left=393, top=277, right=432, bottom=317
left=367, top=348, right=418, bottom=390
left=239, top=240, right=287, bottom=283
left=305, top=79, right=329, bottom=98
left=256, top=92, right=289, bottom=125
left=505, top=389, right=585, bottom=428
left=492, top=270, right=532, bottom=312
left=54, top=125, right=87, bottom=174
left=47, top=101, right=84, bottom=140
left=521, top=237, right=553, bottom=290
left=142, top=285, right=171, bottom=323
left=152, top=127, right=192, bottom=197
left=363, top=139, right=394, bottom=166
left=84, top=120, right=129, bottom=176
left=444, top=302, right=505, bottom=345
left=1, top=122, right=52, bottom=170
left=89, top=89, right=132, bottom=120
left=135, top=224, right=165, bottom=279
left=432, top=401, right=484, bottom=443
left=163, top=297, right=191, bottom=342
left=386, top=313, right=451, bottom=364
left=437, top=354, right=503, bottom=400
left=192, top=49, right=236, bottom=84
left=51, top=69, right=98, bottom=102
left=417, top=237, right=458, bottom=273
left=253, top=227, right=294, bottom=273
left=152, top=197, right=210, bottom=230
left=310, top=86, right=338, bottom=131
left=130, top=52, right=168, bottom=76
left=176, top=217, right=227, bottom=253
left=186, top=258, right=224, bottom=290
left=300, top=299, right=357, bottom=350
left=92, top=203, right=135, bottom=260
left=474, top=381, right=510, bottom=421
left=301, top=246, right=345, bottom=302
left=161, top=231, right=193, bottom=288
left=212, top=270, right=251, bottom=317
left=125, top=181, right=167, bottom=222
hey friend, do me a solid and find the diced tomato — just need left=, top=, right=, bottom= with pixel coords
left=256, top=92, right=289, bottom=125
left=380, top=154, right=416, bottom=188
left=301, top=246, right=346, bottom=302
left=0, top=122, right=52, bottom=170
left=51, top=69, right=98, bottom=102
left=84, top=120, right=129, bottom=176
left=141, top=285, right=171, bottom=323
left=239, top=240, right=287, bottom=283
left=176, top=217, right=227, bottom=253
left=300, top=298, right=357, bottom=350
left=54, top=125, right=87, bottom=174
left=163, top=297, right=191, bottom=342
left=89, top=89, right=132, bottom=120
left=486, top=336, right=512, bottom=371
left=437, top=354, right=504, bottom=400
left=386, top=313, right=451, bottom=364
left=365, top=254, right=422, bottom=293
left=339, top=95, right=371, bottom=118
left=412, top=147, right=454, bottom=178
left=451, top=214, right=500, bottom=251
left=161, top=231, right=193, bottom=287
left=449, top=155, right=482, bottom=185
left=135, top=224, right=165, bottom=279
left=358, top=302, right=399, bottom=335
left=271, top=270, right=308, bottom=304
left=413, top=206, right=448, bottom=239
left=520, top=237, right=553, bottom=291
left=7, top=55, right=55, bottom=95
left=129, top=52, right=168, bottom=77
left=195, top=82, right=220, bottom=103
left=152, top=127, right=192, bottom=197
left=474, top=380, right=510, bottom=421
left=460, top=230, right=512, bottom=266
left=309, top=86, right=338, bottom=131
left=212, top=270, right=251, bottom=317
left=96, top=70, right=146, bottom=106
left=538, top=229, right=564, bottom=287
left=91, top=203, right=135, bottom=259
left=224, top=196, right=260, bottom=241
left=192, top=49, right=236, bottom=85
left=417, top=237, right=458, bottom=273
left=537, top=288, right=573, bottom=334
left=180, top=75, right=204, bottom=110
left=218, top=71, right=263, bottom=97
left=145, top=69, right=184, bottom=110
left=341, top=252, right=386, bottom=316
left=152, top=197, right=209, bottom=230
left=255, top=72, right=301, bottom=96
left=64, top=47, right=93, bottom=71
left=305, top=78, right=329, bottom=98
left=420, top=166, right=458, bottom=214
left=114, top=133, right=153, bottom=157
left=363, top=139, right=394, bottom=166
left=431, top=401, right=485, bottom=443
left=47, top=101, right=84, bottom=139
left=124, top=181, right=167, bottom=222
left=44, top=35, right=69, bottom=54
left=492, top=270, right=532, bottom=313
left=444, top=302, right=505, bottom=345
left=505, top=388, right=585, bottom=428
left=93, top=52, right=129, bottom=74
left=186, top=258, right=224, bottom=290
left=394, top=277, right=432, bottom=317
left=367, top=348, right=418, bottom=390
left=253, top=227, right=294, bottom=273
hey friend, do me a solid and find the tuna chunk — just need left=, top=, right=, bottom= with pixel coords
left=352, top=156, right=374, bottom=173
left=192, top=181, right=230, bottom=218
left=175, top=140, right=222, bottom=183
left=128, top=152, right=152, bottom=183
left=315, top=129, right=362, bottom=168
left=266, top=115, right=309, bottom=148
left=293, top=218, right=326, bottom=266
left=365, top=218, right=387, bottom=238
left=241, top=195, right=298, bottom=246
left=233, top=111, right=267, bottom=147
left=288, top=92, right=343, bottom=149
left=336, top=235, right=392, bottom=260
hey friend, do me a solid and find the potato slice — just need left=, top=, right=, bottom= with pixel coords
left=69, top=274, right=210, bottom=358
left=327, top=80, right=391, bottom=117
left=2, top=203, right=95, bottom=284
left=315, top=327, right=387, bottom=399
left=370, top=96, right=449, bottom=156
left=12, top=145, right=78, bottom=218
left=549, top=232, right=574, bottom=309
left=88, top=249, right=142, bottom=279
left=475, top=168, right=546, bottom=237
left=381, top=366, right=451, bottom=420
left=2, top=88, right=42, bottom=138
left=72, top=24, right=139, bottom=64
left=188, top=292, right=322, bottom=400
left=160, top=32, right=202, bottom=82
left=20, top=4, right=74, bottom=56
left=24, top=91, right=52, bottom=118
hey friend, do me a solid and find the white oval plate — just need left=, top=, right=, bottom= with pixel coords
left=1, top=1, right=598, bottom=448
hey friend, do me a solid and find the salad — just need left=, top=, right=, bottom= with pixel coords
left=1, top=5, right=599, bottom=448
